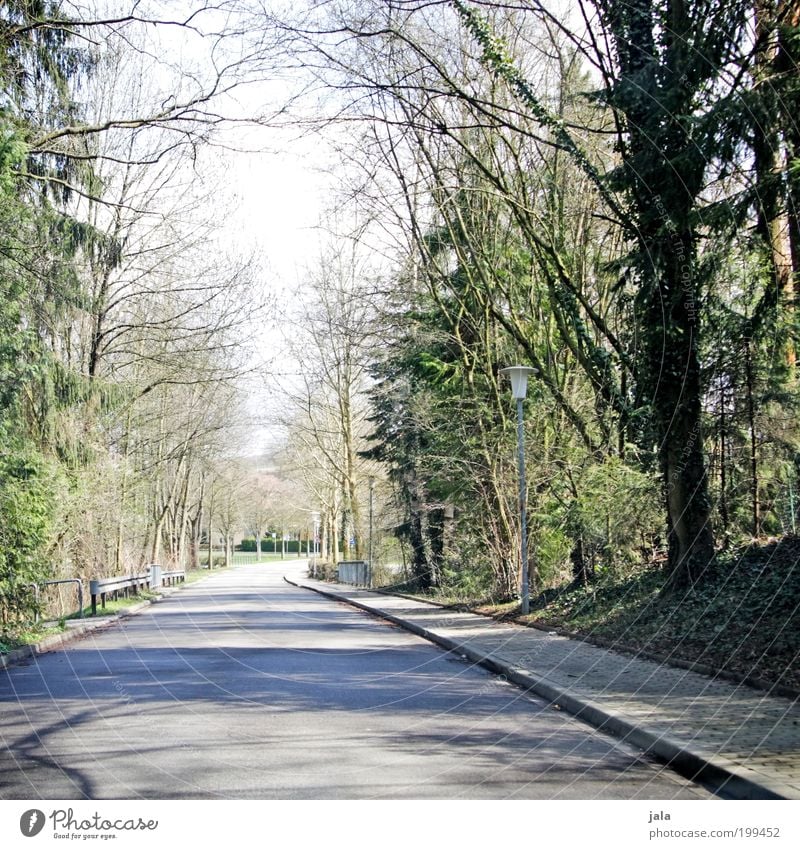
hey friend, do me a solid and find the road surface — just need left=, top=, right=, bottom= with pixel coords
left=0, top=563, right=712, bottom=799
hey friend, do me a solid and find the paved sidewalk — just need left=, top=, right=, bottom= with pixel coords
left=286, top=575, right=800, bottom=800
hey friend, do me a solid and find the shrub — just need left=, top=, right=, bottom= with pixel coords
left=237, top=538, right=315, bottom=554
left=368, top=562, right=401, bottom=589
left=199, top=554, right=226, bottom=568
left=0, top=438, right=56, bottom=630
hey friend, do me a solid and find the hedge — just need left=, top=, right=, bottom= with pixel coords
left=237, top=538, right=320, bottom=554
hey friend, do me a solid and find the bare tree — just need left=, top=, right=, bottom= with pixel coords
left=276, top=245, right=382, bottom=562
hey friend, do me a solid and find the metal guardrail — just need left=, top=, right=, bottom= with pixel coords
left=90, top=572, right=149, bottom=615
left=30, top=579, right=84, bottom=623
left=336, top=560, right=371, bottom=587
left=148, top=564, right=185, bottom=588
left=160, top=568, right=185, bottom=587
left=28, top=564, right=187, bottom=621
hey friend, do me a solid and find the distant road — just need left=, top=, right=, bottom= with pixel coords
left=0, top=562, right=710, bottom=799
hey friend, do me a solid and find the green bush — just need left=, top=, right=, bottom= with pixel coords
left=368, top=562, right=400, bottom=589
left=0, top=437, right=56, bottom=630
left=237, top=538, right=314, bottom=554
left=533, top=523, right=572, bottom=588
left=310, top=561, right=338, bottom=581
left=567, top=457, right=662, bottom=576
left=199, top=554, right=226, bottom=568
left=439, top=554, right=497, bottom=602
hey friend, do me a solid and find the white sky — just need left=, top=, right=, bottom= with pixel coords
left=224, top=138, right=334, bottom=291
left=205, top=125, right=341, bottom=452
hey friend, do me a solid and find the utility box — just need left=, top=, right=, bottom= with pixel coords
left=336, top=561, right=370, bottom=587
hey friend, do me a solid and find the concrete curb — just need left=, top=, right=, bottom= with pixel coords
left=285, top=574, right=792, bottom=801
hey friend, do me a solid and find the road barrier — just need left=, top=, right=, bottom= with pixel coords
left=89, top=564, right=186, bottom=614
left=336, top=560, right=371, bottom=587
left=90, top=572, right=149, bottom=615
left=30, top=579, right=84, bottom=623
left=160, top=568, right=186, bottom=587
left=27, top=564, right=189, bottom=620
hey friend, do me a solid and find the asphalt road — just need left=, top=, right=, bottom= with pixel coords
left=0, top=563, right=713, bottom=799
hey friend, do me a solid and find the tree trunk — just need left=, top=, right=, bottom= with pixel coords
left=174, top=468, right=191, bottom=569
left=207, top=489, right=215, bottom=569
left=720, top=384, right=729, bottom=537
left=754, top=0, right=795, bottom=368
left=777, top=3, right=800, bottom=341
left=650, top=244, right=715, bottom=588
left=332, top=511, right=340, bottom=564
left=570, top=535, right=592, bottom=586
left=408, top=508, right=432, bottom=589
left=745, top=339, right=761, bottom=536
left=605, top=0, right=716, bottom=590
left=321, top=514, right=329, bottom=561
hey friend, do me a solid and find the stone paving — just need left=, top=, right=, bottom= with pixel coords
left=288, top=575, right=800, bottom=800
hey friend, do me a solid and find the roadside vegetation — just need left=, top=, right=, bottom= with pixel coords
left=374, top=537, right=800, bottom=693
left=502, top=539, right=799, bottom=693
left=2, top=2, right=799, bottom=687
left=287, top=1, right=800, bottom=692
left=0, top=562, right=234, bottom=655
left=0, top=626, right=64, bottom=655
left=0, top=3, right=275, bottom=641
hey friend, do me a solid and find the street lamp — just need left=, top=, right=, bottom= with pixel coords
left=368, top=477, right=375, bottom=587
left=501, top=365, right=537, bottom=615
left=310, top=511, right=320, bottom=576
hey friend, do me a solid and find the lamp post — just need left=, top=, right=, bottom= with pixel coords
left=310, top=511, right=320, bottom=576
left=501, top=365, right=537, bottom=615
left=368, top=477, right=375, bottom=587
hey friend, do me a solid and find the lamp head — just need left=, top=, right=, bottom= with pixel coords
left=500, top=365, right=537, bottom=400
